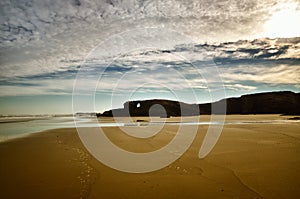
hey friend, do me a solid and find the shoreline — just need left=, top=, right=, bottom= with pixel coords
left=1, top=114, right=299, bottom=144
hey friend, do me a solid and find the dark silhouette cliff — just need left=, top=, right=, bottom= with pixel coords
left=98, top=91, right=300, bottom=117
left=100, top=99, right=200, bottom=117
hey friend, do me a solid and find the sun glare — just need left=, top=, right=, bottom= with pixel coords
left=264, top=1, right=300, bottom=38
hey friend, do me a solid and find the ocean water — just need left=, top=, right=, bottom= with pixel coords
left=0, top=116, right=74, bottom=142
left=0, top=115, right=298, bottom=142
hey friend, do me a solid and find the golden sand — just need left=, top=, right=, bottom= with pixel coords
left=0, top=115, right=299, bottom=199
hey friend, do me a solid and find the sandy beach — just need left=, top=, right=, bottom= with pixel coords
left=0, top=115, right=299, bottom=199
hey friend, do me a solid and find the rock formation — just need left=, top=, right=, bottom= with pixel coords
left=98, top=91, right=300, bottom=117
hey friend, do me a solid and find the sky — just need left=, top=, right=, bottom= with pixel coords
left=0, top=0, right=300, bottom=115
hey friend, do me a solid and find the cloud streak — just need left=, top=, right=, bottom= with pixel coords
left=1, top=37, right=299, bottom=96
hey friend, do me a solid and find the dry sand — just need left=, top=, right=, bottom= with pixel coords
left=0, top=115, right=299, bottom=199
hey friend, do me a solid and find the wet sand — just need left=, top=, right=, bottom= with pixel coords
left=0, top=115, right=299, bottom=199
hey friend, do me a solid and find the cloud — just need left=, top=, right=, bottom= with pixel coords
left=0, top=0, right=286, bottom=78
left=1, top=36, right=300, bottom=97
left=1, top=1, right=300, bottom=98
left=115, top=37, right=300, bottom=65
left=220, top=64, right=300, bottom=85
left=224, top=84, right=256, bottom=91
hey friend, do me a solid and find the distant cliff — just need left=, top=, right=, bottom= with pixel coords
left=98, top=91, right=300, bottom=117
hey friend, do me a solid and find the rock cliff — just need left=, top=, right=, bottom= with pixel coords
left=99, top=91, right=300, bottom=117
